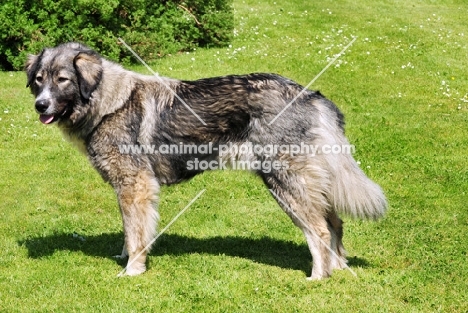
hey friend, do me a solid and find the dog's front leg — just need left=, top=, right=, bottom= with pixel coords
left=116, top=170, right=160, bottom=276
left=113, top=242, right=128, bottom=259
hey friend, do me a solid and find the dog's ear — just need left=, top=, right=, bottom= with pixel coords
left=74, top=51, right=103, bottom=100
left=25, top=53, right=40, bottom=88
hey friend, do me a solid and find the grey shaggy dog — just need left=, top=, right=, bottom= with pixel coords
left=25, top=42, right=387, bottom=279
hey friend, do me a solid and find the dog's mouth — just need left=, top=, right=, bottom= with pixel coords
left=39, top=114, right=56, bottom=124
left=38, top=105, right=70, bottom=125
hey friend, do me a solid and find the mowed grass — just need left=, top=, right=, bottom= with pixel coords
left=1, top=0, right=467, bottom=311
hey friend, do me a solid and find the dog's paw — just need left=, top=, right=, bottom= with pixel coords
left=331, top=257, right=348, bottom=271
left=122, top=263, right=146, bottom=276
left=113, top=245, right=129, bottom=260
left=307, top=270, right=331, bottom=281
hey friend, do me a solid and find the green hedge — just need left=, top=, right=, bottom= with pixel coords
left=0, top=0, right=233, bottom=70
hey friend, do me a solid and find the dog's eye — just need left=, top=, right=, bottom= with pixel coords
left=36, top=76, right=43, bottom=83
left=58, top=77, right=69, bottom=83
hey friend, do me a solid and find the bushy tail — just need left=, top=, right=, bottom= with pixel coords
left=330, top=154, right=387, bottom=220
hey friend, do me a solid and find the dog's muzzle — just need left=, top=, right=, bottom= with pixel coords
left=35, top=98, right=60, bottom=124
left=35, top=98, right=50, bottom=114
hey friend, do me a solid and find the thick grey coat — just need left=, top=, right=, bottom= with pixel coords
left=25, top=43, right=387, bottom=279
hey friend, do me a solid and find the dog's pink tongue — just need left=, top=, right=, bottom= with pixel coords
left=39, top=114, right=54, bottom=124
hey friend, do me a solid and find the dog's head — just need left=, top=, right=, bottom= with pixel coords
left=25, top=42, right=103, bottom=125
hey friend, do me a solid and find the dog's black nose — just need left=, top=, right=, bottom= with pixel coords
left=35, top=99, right=50, bottom=113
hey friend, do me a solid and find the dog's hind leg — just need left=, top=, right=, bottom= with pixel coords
left=326, top=211, right=348, bottom=270
left=116, top=170, right=160, bottom=276
left=263, top=171, right=335, bottom=280
left=299, top=210, right=334, bottom=280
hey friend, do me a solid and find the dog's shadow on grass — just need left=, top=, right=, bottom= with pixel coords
left=18, top=232, right=369, bottom=274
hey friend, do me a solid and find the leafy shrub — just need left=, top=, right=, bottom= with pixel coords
left=0, top=0, right=233, bottom=70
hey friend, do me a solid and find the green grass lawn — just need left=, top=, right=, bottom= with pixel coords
left=1, top=0, right=467, bottom=311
